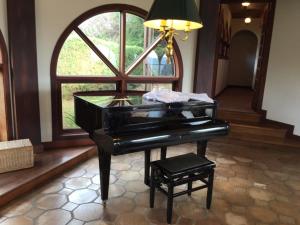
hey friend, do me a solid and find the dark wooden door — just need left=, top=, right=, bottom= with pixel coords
left=252, top=2, right=276, bottom=111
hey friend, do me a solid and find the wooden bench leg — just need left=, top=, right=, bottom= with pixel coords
left=206, top=169, right=214, bottom=209
left=161, top=146, right=167, bottom=160
left=167, top=183, right=174, bottom=224
left=188, top=175, right=192, bottom=196
left=150, top=167, right=155, bottom=208
left=144, top=149, right=151, bottom=186
left=197, top=140, right=207, bottom=156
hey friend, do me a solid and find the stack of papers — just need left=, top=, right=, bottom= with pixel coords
left=143, top=89, right=214, bottom=104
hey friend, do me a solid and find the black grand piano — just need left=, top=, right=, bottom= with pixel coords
left=74, top=94, right=229, bottom=204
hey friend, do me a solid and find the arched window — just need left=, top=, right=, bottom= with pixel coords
left=51, top=4, right=183, bottom=139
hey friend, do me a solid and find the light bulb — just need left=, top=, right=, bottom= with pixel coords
left=242, top=2, right=251, bottom=7
left=244, top=17, right=252, bottom=24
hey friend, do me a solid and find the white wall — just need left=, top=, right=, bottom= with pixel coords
left=231, top=18, right=262, bottom=89
left=215, top=59, right=229, bottom=96
left=231, top=18, right=262, bottom=40
left=35, top=0, right=199, bottom=142
left=263, top=0, right=300, bottom=135
left=0, top=0, right=8, bottom=44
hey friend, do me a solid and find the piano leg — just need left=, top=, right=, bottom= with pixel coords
left=197, top=140, right=208, bottom=156
left=98, top=148, right=111, bottom=204
left=144, top=149, right=151, bottom=186
left=161, top=146, right=167, bottom=160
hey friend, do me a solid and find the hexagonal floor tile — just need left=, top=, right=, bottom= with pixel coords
left=119, top=171, right=140, bottom=181
left=36, top=194, right=67, bottom=210
left=85, top=221, right=110, bottom=225
left=0, top=216, right=32, bottom=225
left=37, top=209, right=71, bottom=225
left=2, top=201, right=33, bottom=217
left=116, top=213, right=149, bottom=225
left=41, top=183, right=64, bottom=194
left=92, top=175, right=116, bottom=185
left=65, top=177, right=91, bottom=189
left=109, top=184, right=126, bottom=198
left=125, top=181, right=148, bottom=193
left=73, top=203, right=103, bottom=221
left=69, top=189, right=98, bottom=204
left=64, top=169, right=86, bottom=178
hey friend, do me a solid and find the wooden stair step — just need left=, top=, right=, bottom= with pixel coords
left=230, top=122, right=288, bottom=138
left=217, top=110, right=263, bottom=123
left=214, top=134, right=300, bottom=150
left=228, top=132, right=300, bottom=149
left=0, top=146, right=96, bottom=207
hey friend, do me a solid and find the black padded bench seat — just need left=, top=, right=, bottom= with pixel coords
left=150, top=153, right=216, bottom=224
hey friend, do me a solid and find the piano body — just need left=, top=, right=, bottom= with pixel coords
left=74, top=94, right=229, bottom=203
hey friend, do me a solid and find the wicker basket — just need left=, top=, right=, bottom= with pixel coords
left=0, top=139, right=34, bottom=174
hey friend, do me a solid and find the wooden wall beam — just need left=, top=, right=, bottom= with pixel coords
left=7, top=0, right=41, bottom=145
left=193, top=0, right=221, bottom=96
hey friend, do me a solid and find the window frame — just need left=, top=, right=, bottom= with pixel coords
left=0, top=29, right=12, bottom=141
left=51, top=4, right=183, bottom=140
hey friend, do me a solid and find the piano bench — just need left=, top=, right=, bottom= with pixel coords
left=149, top=153, right=216, bottom=224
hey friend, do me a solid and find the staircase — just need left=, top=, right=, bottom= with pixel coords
left=216, top=109, right=300, bottom=149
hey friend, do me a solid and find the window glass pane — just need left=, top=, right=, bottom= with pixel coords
left=127, top=96, right=143, bottom=105
left=125, top=14, right=144, bottom=69
left=62, top=83, right=116, bottom=129
left=129, top=41, right=175, bottom=77
left=125, top=13, right=160, bottom=70
left=79, top=12, right=120, bottom=69
left=57, top=31, right=115, bottom=76
left=127, top=83, right=173, bottom=91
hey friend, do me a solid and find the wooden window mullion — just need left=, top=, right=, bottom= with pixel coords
left=74, top=27, right=120, bottom=76
left=125, top=35, right=164, bottom=76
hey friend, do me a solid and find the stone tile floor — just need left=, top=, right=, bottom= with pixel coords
left=0, top=142, right=300, bottom=225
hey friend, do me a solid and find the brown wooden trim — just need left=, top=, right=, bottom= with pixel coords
left=7, top=0, right=41, bottom=144
left=73, top=90, right=121, bottom=96
left=126, top=77, right=179, bottom=83
left=50, top=4, right=183, bottom=141
left=0, top=30, right=13, bottom=140
left=263, top=118, right=300, bottom=141
left=193, top=0, right=221, bottom=97
left=125, top=36, right=163, bottom=75
left=252, top=0, right=276, bottom=111
left=43, top=138, right=94, bottom=150
left=56, top=76, right=122, bottom=83
left=74, top=27, right=120, bottom=76
left=120, top=12, right=126, bottom=75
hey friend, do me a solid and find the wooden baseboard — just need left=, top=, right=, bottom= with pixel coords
left=226, top=85, right=253, bottom=90
left=43, top=138, right=94, bottom=150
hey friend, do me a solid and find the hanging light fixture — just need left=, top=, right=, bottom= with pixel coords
left=242, top=2, right=251, bottom=7
left=244, top=17, right=252, bottom=24
left=144, top=0, right=203, bottom=63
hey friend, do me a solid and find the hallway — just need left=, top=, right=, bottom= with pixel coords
left=216, top=87, right=255, bottom=113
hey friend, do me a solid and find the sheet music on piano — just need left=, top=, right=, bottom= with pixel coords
left=143, top=89, right=214, bottom=104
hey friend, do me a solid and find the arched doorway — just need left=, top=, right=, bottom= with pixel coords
left=228, top=30, right=258, bottom=88
left=0, top=30, right=12, bottom=141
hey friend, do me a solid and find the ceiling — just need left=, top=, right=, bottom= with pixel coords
left=227, top=3, right=267, bottom=18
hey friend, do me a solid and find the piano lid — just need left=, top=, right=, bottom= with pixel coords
left=74, top=94, right=216, bottom=110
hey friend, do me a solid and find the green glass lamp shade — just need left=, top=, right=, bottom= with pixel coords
left=144, top=0, right=203, bottom=31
